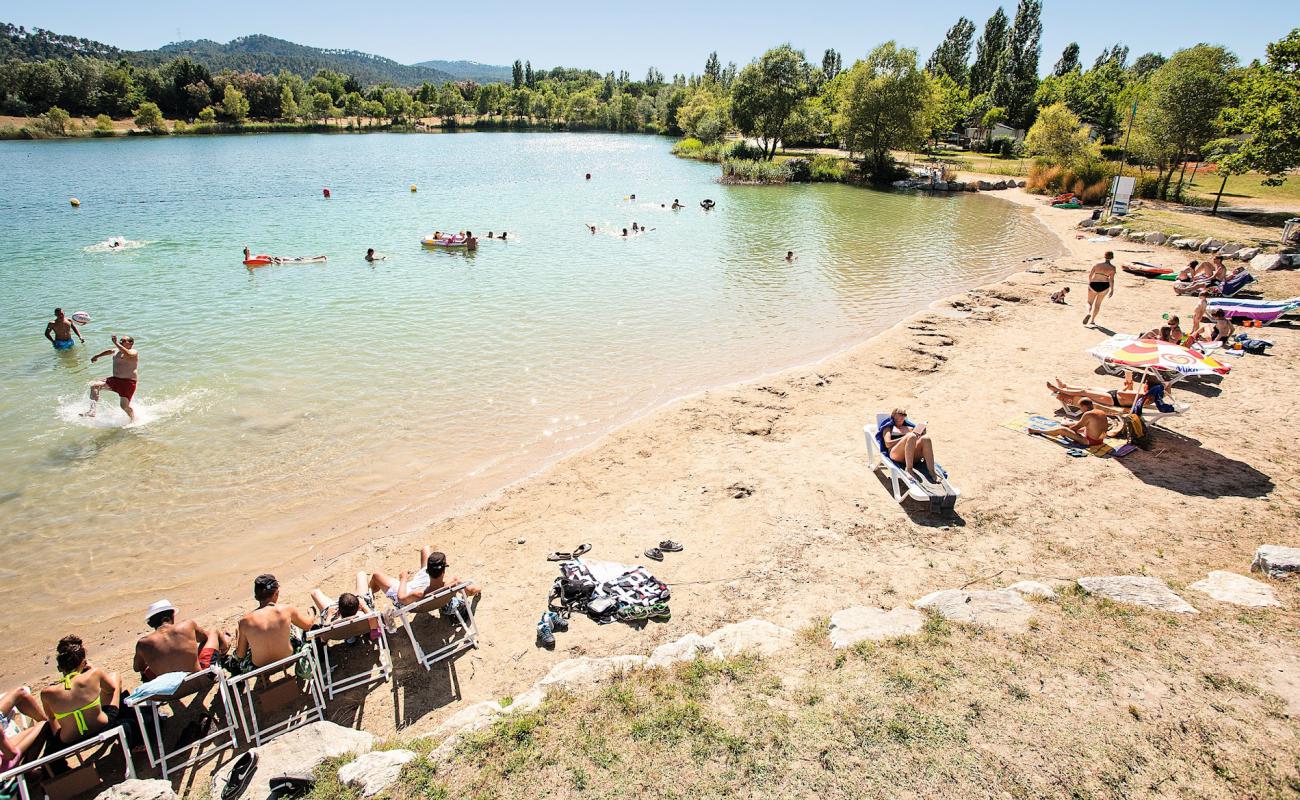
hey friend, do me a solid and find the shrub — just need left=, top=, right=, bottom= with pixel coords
left=1025, top=162, right=1065, bottom=194
left=1078, top=178, right=1110, bottom=205
left=720, top=157, right=791, bottom=184
left=172, top=119, right=188, bottom=134
left=727, top=140, right=764, bottom=160
left=940, top=164, right=959, bottom=183
left=785, top=157, right=812, bottom=182
left=92, top=114, right=115, bottom=137
left=809, top=154, right=846, bottom=182
left=36, top=106, right=70, bottom=136
left=672, top=137, right=705, bottom=156
left=1134, top=173, right=1162, bottom=199
left=1099, top=144, right=1125, bottom=161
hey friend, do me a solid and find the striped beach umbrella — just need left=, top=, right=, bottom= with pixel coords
left=1088, top=336, right=1231, bottom=376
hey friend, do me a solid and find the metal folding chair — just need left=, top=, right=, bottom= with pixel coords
left=307, top=609, right=392, bottom=701
left=0, top=726, right=134, bottom=800
left=125, top=665, right=238, bottom=780
left=226, top=648, right=324, bottom=747
left=393, top=582, right=478, bottom=671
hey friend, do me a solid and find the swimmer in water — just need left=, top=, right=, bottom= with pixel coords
left=85, top=334, right=138, bottom=421
left=622, top=228, right=629, bottom=237
left=499, top=231, right=507, bottom=241
left=630, top=194, right=636, bottom=201
left=45, top=307, right=84, bottom=350
left=632, top=222, right=639, bottom=232
left=588, top=225, right=597, bottom=234
left=785, top=251, right=795, bottom=262
left=672, top=199, right=683, bottom=209
left=365, top=248, right=386, bottom=262
left=243, top=246, right=251, bottom=261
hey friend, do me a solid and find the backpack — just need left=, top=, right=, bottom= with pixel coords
left=1120, top=413, right=1152, bottom=449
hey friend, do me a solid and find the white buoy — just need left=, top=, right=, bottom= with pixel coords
left=70, top=197, right=81, bottom=207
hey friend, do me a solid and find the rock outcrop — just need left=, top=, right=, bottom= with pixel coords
left=912, top=589, right=1035, bottom=632
left=828, top=606, right=924, bottom=648
left=1076, top=576, right=1198, bottom=613
left=338, top=750, right=418, bottom=798
left=1188, top=571, right=1281, bottom=608
left=1251, top=545, right=1300, bottom=578
left=703, top=619, right=796, bottom=657
left=102, top=781, right=177, bottom=800
left=209, top=723, right=375, bottom=800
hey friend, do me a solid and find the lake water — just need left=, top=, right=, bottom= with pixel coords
left=0, top=132, right=1060, bottom=677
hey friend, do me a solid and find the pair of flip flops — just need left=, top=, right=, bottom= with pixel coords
left=546, top=543, right=592, bottom=562
left=643, top=540, right=684, bottom=561
left=222, top=752, right=314, bottom=800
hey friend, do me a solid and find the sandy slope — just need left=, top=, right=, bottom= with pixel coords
left=14, top=191, right=1300, bottom=783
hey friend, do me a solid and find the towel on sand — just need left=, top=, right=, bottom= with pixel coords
left=1001, top=412, right=1135, bottom=458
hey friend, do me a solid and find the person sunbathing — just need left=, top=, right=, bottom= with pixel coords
left=368, top=548, right=481, bottom=609
left=39, top=636, right=122, bottom=745
left=309, top=572, right=380, bottom=640
left=1028, top=398, right=1113, bottom=447
left=133, top=599, right=230, bottom=681
left=879, top=408, right=945, bottom=484
left=1047, top=377, right=1141, bottom=413
left=232, top=574, right=317, bottom=673
left=1, top=685, right=48, bottom=773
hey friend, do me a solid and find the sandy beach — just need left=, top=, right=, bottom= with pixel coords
left=11, top=187, right=1299, bottom=793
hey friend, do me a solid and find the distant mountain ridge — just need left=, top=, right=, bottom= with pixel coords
left=1, top=23, right=512, bottom=87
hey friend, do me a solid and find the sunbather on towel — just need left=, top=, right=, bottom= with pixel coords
left=40, top=635, right=123, bottom=745
left=133, top=599, right=230, bottom=681
left=310, top=572, right=380, bottom=639
left=1047, top=377, right=1141, bottom=413
left=368, top=548, right=482, bottom=609
left=233, top=574, right=317, bottom=673
left=880, top=408, right=945, bottom=484
left=1029, top=398, right=1113, bottom=447
left=1, top=685, right=48, bottom=773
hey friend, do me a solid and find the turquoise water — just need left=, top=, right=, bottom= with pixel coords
left=0, top=132, right=1059, bottom=671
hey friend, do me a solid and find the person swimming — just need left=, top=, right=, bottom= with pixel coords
left=499, top=231, right=507, bottom=241
left=632, top=222, right=640, bottom=232
left=622, top=228, right=629, bottom=237
left=672, top=199, right=683, bottom=209
left=365, top=248, right=386, bottom=262
left=785, top=251, right=795, bottom=262
left=588, top=225, right=597, bottom=234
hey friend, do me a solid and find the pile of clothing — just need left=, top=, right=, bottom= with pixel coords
left=549, top=558, right=670, bottom=623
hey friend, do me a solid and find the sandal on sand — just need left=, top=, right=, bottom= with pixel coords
left=572, top=543, right=592, bottom=557
left=222, top=752, right=258, bottom=800
left=658, top=540, right=684, bottom=552
left=644, top=548, right=664, bottom=562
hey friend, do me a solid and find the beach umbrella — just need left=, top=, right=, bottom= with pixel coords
left=1088, top=336, right=1231, bottom=377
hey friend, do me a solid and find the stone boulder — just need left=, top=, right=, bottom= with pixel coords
left=210, top=722, right=375, bottom=800
left=1017, top=180, right=1027, bottom=188
left=977, top=180, right=993, bottom=190
left=1188, top=571, right=1281, bottom=608
left=993, top=180, right=1008, bottom=190
left=1106, top=226, right=1125, bottom=237
left=1251, top=253, right=1285, bottom=272
left=1219, top=242, right=1243, bottom=256
left=1078, top=218, right=1096, bottom=229
left=338, top=750, right=418, bottom=798
left=1005, top=581, right=1057, bottom=599
left=965, top=183, right=979, bottom=192
left=102, top=781, right=177, bottom=800
left=1252, top=545, right=1300, bottom=578
left=829, top=606, right=924, bottom=648
left=1200, top=238, right=1225, bottom=252
left=932, top=181, right=948, bottom=192
left=1172, top=237, right=1200, bottom=249
left=912, top=589, right=1035, bottom=632
left=647, top=634, right=723, bottom=668
left=949, top=181, right=966, bottom=191
left=430, top=700, right=503, bottom=739
left=1234, top=247, right=1259, bottom=261
left=1125, top=229, right=1148, bottom=241
left=1076, top=576, right=1198, bottom=613
left=1144, top=231, right=1168, bottom=245
left=536, top=654, right=647, bottom=692
left=703, top=619, right=795, bottom=657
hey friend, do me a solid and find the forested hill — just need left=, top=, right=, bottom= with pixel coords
left=415, top=60, right=512, bottom=84
left=0, top=22, right=122, bottom=60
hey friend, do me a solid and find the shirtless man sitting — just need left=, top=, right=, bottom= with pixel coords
left=1029, top=398, right=1113, bottom=447
left=233, top=575, right=317, bottom=673
left=368, top=548, right=481, bottom=610
left=133, top=599, right=230, bottom=681
left=44, top=308, right=84, bottom=350
left=86, top=334, right=138, bottom=421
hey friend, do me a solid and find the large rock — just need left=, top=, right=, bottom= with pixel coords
left=703, top=619, right=795, bottom=657
left=932, top=181, right=948, bottom=192
left=536, top=654, right=647, bottom=692
left=965, top=183, right=979, bottom=192
left=949, top=181, right=966, bottom=191
left=1188, top=571, right=1281, bottom=608
left=1199, top=238, right=1225, bottom=252
left=102, top=780, right=177, bottom=800
left=647, top=634, right=723, bottom=668
left=1251, top=253, right=1285, bottom=272
left=430, top=700, right=503, bottom=739
left=338, top=750, right=418, bottom=798
left=1252, top=545, right=1300, bottom=578
left=1005, top=581, right=1057, bottom=599
left=1234, top=247, right=1260, bottom=261
left=1106, top=226, right=1125, bottom=237
left=912, top=589, right=1035, bottom=632
left=1125, top=229, right=1148, bottom=241
left=1172, top=237, right=1200, bottom=249
left=829, top=606, right=924, bottom=648
left=1144, top=231, right=1168, bottom=245
left=1079, top=218, right=1097, bottom=229
left=993, top=180, right=1008, bottom=190
left=977, top=180, right=993, bottom=190
left=1077, top=576, right=1198, bottom=613
left=210, top=722, right=375, bottom=800
left=1219, top=242, right=1243, bottom=256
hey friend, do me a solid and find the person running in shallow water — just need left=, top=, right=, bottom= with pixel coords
left=44, top=308, right=83, bottom=350
left=85, top=334, right=138, bottom=421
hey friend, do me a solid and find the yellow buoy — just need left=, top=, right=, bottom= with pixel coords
left=409, top=184, right=418, bottom=192
left=69, top=198, right=80, bottom=207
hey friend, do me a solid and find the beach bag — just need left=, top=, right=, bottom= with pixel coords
left=1120, top=413, right=1152, bottom=449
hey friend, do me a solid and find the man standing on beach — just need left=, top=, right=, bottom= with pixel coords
left=1083, top=252, right=1116, bottom=326
left=44, top=308, right=83, bottom=350
left=85, top=334, right=138, bottom=422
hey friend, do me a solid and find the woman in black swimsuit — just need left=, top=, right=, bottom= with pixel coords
left=1084, top=251, right=1116, bottom=326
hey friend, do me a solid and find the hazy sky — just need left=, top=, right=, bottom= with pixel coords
left=5, top=0, right=1288, bottom=75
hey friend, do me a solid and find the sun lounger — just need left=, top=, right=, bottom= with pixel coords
left=392, top=583, right=479, bottom=671
left=124, top=665, right=237, bottom=780
left=0, top=726, right=134, bottom=800
left=226, top=648, right=324, bottom=747
left=306, top=606, right=392, bottom=701
left=863, top=414, right=959, bottom=512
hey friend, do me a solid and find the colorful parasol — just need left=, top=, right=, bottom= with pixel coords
left=1088, top=336, right=1231, bottom=376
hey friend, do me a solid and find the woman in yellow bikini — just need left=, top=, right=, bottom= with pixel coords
left=38, top=636, right=122, bottom=744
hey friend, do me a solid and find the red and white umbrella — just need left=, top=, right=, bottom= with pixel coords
left=1088, top=336, right=1231, bottom=377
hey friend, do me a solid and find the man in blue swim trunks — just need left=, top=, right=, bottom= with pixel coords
left=44, top=308, right=83, bottom=350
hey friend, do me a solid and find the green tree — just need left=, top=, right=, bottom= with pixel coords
left=1137, top=44, right=1235, bottom=199
left=980, top=105, right=1008, bottom=145
left=279, top=84, right=298, bottom=120
left=1218, top=28, right=1300, bottom=189
left=512, top=60, right=524, bottom=89
left=1024, top=101, right=1098, bottom=165
left=524, top=60, right=534, bottom=88
left=836, top=41, right=932, bottom=178
left=822, top=48, right=843, bottom=82
left=221, top=84, right=249, bottom=122
left=704, top=52, right=722, bottom=83
left=730, top=44, right=816, bottom=159
left=93, top=113, right=114, bottom=134
left=969, top=8, right=1008, bottom=97
left=133, top=100, right=167, bottom=134
left=676, top=81, right=729, bottom=142
left=926, top=17, right=976, bottom=86
left=38, top=105, right=70, bottom=135
left=990, top=0, right=1042, bottom=129
left=198, top=105, right=217, bottom=123
left=1053, top=43, right=1080, bottom=76
left=927, top=73, right=970, bottom=145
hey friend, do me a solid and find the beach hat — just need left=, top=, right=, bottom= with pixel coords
left=146, top=599, right=176, bottom=623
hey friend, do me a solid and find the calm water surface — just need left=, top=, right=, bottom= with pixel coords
left=0, top=132, right=1060, bottom=675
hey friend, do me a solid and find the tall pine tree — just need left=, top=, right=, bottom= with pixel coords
left=512, top=60, right=523, bottom=89
left=926, top=17, right=976, bottom=86
left=989, top=0, right=1042, bottom=129
left=704, top=52, right=722, bottom=83
left=969, top=8, right=1008, bottom=97
left=822, top=48, right=842, bottom=82
left=1053, top=42, right=1080, bottom=76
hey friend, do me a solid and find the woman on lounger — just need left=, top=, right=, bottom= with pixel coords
left=39, top=636, right=123, bottom=745
left=1, top=685, right=47, bottom=773
left=881, top=408, right=943, bottom=484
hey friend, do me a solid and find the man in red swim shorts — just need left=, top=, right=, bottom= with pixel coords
left=86, top=334, right=138, bottom=421
left=133, top=600, right=230, bottom=682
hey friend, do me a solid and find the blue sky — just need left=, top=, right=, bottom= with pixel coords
left=5, top=0, right=1288, bottom=75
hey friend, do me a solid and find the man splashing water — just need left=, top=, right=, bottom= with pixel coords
left=85, top=334, right=138, bottom=422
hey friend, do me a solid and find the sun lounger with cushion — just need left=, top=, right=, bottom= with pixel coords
left=863, top=414, right=959, bottom=512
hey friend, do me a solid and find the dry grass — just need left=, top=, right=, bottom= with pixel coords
left=1118, top=206, right=1288, bottom=248
left=312, top=585, right=1300, bottom=800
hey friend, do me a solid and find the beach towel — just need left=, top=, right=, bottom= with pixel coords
left=126, top=671, right=188, bottom=702
left=1001, top=412, right=1134, bottom=458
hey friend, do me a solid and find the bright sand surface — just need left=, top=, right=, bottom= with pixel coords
left=9, top=189, right=1299, bottom=772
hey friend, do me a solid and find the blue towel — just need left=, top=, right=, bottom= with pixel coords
left=127, top=671, right=188, bottom=702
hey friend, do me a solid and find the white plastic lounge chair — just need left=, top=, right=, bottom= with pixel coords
left=393, top=582, right=478, bottom=671
left=226, top=647, right=325, bottom=747
left=0, top=726, right=135, bottom=800
left=124, top=665, right=238, bottom=780
left=863, top=414, right=959, bottom=512
left=307, top=606, right=392, bottom=701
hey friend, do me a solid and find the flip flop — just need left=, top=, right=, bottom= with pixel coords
left=1066, top=448, right=1087, bottom=458
left=644, top=548, right=664, bottom=562
left=222, top=752, right=258, bottom=800
left=572, top=543, right=592, bottom=557
left=658, top=540, right=684, bottom=552
left=546, top=551, right=572, bottom=562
